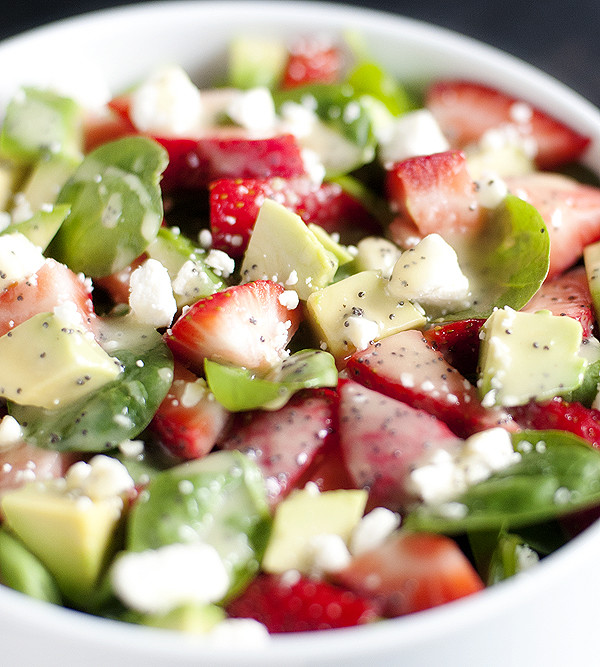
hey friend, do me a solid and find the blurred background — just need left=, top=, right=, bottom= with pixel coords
left=2, top=0, right=600, bottom=106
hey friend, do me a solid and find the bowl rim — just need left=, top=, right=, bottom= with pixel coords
left=2, top=1, right=600, bottom=664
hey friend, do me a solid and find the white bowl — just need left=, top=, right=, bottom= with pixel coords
left=1, top=2, right=600, bottom=665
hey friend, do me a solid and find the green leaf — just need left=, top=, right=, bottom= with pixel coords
left=48, top=136, right=168, bottom=277
left=10, top=317, right=173, bottom=452
left=440, top=194, right=550, bottom=321
left=346, top=61, right=413, bottom=116
left=404, top=430, right=600, bottom=534
left=205, top=349, right=338, bottom=412
left=126, top=450, right=271, bottom=599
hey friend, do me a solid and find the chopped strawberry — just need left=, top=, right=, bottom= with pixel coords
left=423, top=319, right=486, bottom=379
left=150, top=363, right=231, bottom=460
left=426, top=80, right=590, bottom=170
left=506, top=172, right=600, bottom=280
left=386, top=150, right=483, bottom=245
left=346, top=329, right=515, bottom=439
left=83, top=107, right=136, bottom=153
left=209, top=175, right=381, bottom=257
left=338, top=379, right=463, bottom=510
left=281, top=36, right=343, bottom=89
left=521, top=265, right=595, bottom=337
left=333, top=531, right=484, bottom=617
left=219, top=387, right=338, bottom=504
left=156, top=134, right=307, bottom=192
left=94, top=255, right=146, bottom=306
left=510, top=396, right=600, bottom=449
left=165, top=280, right=301, bottom=374
left=0, top=258, right=95, bottom=337
left=226, top=573, right=379, bottom=632
left=304, top=437, right=357, bottom=493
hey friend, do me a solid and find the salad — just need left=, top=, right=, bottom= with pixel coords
left=0, top=30, right=600, bottom=640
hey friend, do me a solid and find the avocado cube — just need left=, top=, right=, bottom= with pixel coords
left=478, top=306, right=585, bottom=407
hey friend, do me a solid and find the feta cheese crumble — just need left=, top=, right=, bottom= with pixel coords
left=110, top=541, right=230, bottom=614
left=474, top=171, right=508, bottom=209
left=65, top=455, right=135, bottom=501
left=0, top=232, right=45, bottom=291
left=350, top=507, right=401, bottom=556
left=0, top=414, right=23, bottom=452
left=129, top=258, right=177, bottom=328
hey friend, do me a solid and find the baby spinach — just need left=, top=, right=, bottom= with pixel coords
left=405, top=429, right=600, bottom=534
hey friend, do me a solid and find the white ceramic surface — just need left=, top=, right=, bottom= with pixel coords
left=1, top=2, right=600, bottom=665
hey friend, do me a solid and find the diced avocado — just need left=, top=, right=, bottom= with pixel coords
left=306, top=269, right=426, bottom=358
left=1, top=483, right=125, bottom=605
left=17, top=153, right=80, bottom=212
left=241, top=198, right=338, bottom=300
left=307, top=223, right=355, bottom=266
left=228, top=36, right=288, bottom=90
left=478, top=307, right=585, bottom=407
left=466, top=143, right=534, bottom=180
left=3, top=204, right=70, bottom=250
left=146, top=226, right=223, bottom=307
left=0, top=527, right=62, bottom=604
left=584, top=241, right=600, bottom=320
left=127, top=450, right=271, bottom=600
left=353, top=236, right=401, bottom=278
left=137, top=603, right=225, bottom=634
left=0, top=159, right=27, bottom=211
left=0, top=87, right=83, bottom=164
left=262, top=488, right=367, bottom=574
left=0, top=311, right=122, bottom=410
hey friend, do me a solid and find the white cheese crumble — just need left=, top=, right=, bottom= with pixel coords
left=306, top=534, right=352, bottom=576
left=350, top=507, right=401, bottom=557
left=64, top=454, right=135, bottom=501
left=378, top=109, right=450, bottom=166
left=226, top=87, right=277, bottom=134
left=278, top=289, right=299, bottom=310
left=110, top=541, right=230, bottom=614
left=129, top=64, right=202, bottom=137
left=408, top=428, right=521, bottom=505
left=343, top=315, right=380, bottom=351
left=205, top=249, right=235, bottom=278
left=386, top=233, right=470, bottom=310
left=0, top=414, right=23, bottom=452
left=0, top=232, right=45, bottom=291
left=474, top=171, right=508, bottom=209
left=129, top=258, right=177, bottom=328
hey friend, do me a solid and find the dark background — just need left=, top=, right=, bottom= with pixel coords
left=2, top=0, right=600, bottom=107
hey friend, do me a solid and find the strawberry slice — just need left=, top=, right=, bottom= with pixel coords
left=510, top=396, right=600, bottom=449
left=521, top=265, right=595, bottom=337
left=333, top=531, right=484, bottom=617
left=281, top=36, right=343, bottom=89
left=426, top=80, right=590, bottom=170
left=219, top=387, right=338, bottom=504
left=83, top=107, right=136, bottom=153
left=157, top=133, right=306, bottom=192
left=165, top=280, right=301, bottom=374
left=346, top=329, right=515, bottom=438
left=386, top=150, right=483, bottom=245
left=209, top=176, right=381, bottom=257
left=0, top=258, right=95, bottom=337
left=506, top=172, right=600, bottom=280
left=150, top=363, right=231, bottom=460
left=423, top=318, right=486, bottom=380
left=304, top=437, right=357, bottom=493
left=226, top=573, right=379, bottom=632
left=338, top=379, right=463, bottom=510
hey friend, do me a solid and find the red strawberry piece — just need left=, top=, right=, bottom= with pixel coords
left=304, top=437, right=357, bottom=493
left=226, top=573, right=379, bottom=632
left=338, top=379, right=463, bottom=510
left=209, top=176, right=381, bottom=258
left=386, top=150, right=483, bottom=245
left=83, top=107, right=136, bottom=153
left=94, top=255, right=146, bottom=306
left=521, top=265, right=595, bottom=337
left=426, top=80, right=590, bottom=170
left=150, top=363, right=231, bottom=461
left=506, top=172, right=600, bottom=280
left=219, top=387, right=338, bottom=504
left=281, top=36, right=343, bottom=89
left=156, top=133, right=306, bottom=192
left=0, top=258, right=95, bottom=337
left=333, top=531, right=484, bottom=617
left=423, top=318, right=486, bottom=379
left=0, top=443, right=76, bottom=517
left=346, top=329, right=515, bottom=439
left=165, top=280, right=301, bottom=374
left=510, top=396, right=600, bottom=449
